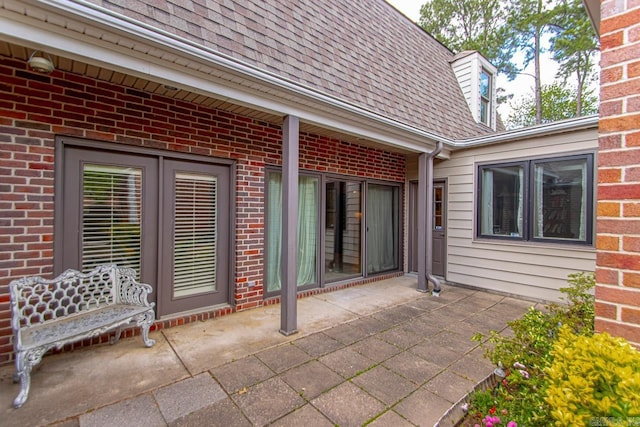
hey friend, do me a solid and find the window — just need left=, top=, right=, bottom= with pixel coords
left=480, top=69, right=492, bottom=126
left=478, top=154, right=593, bottom=244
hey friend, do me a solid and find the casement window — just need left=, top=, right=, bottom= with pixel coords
left=478, top=154, right=594, bottom=244
left=480, top=69, right=492, bottom=126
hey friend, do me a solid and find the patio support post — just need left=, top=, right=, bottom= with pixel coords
left=417, top=153, right=428, bottom=292
left=280, top=115, right=299, bottom=336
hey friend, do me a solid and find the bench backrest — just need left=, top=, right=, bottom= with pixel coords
left=10, top=264, right=120, bottom=330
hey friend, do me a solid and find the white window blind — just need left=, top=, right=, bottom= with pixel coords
left=173, top=172, right=217, bottom=298
left=82, top=164, right=142, bottom=275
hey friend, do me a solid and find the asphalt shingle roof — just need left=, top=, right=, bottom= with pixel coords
left=94, top=0, right=493, bottom=139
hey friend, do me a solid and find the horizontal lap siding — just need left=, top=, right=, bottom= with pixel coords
left=0, top=56, right=406, bottom=363
left=435, top=128, right=598, bottom=302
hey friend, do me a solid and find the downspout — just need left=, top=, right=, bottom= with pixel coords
left=425, top=140, right=443, bottom=296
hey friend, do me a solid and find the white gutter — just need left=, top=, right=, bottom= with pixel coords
left=452, top=115, right=599, bottom=148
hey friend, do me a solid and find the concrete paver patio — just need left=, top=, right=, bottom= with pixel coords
left=0, top=275, right=537, bottom=426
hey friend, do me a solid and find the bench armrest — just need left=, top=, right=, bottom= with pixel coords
left=115, top=267, right=155, bottom=308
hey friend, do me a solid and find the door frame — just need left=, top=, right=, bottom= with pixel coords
left=54, top=136, right=236, bottom=317
left=408, top=179, right=447, bottom=277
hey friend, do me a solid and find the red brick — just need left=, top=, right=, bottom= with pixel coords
left=624, top=272, right=640, bottom=289
left=596, top=318, right=640, bottom=344
left=630, top=61, right=640, bottom=79
left=599, top=134, right=622, bottom=149
left=597, top=252, right=640, bottom=270
left=600, top=100, right=623, bottom=116
left=596, top=285, right=640, bottom=307
left=624, top=203, right=640, bottom=217
left=597, top=235, right=620, bottom=250
left=597, top=183, right=640, bottom=200
left=597, top=169, right=622, bottom=184
left=596, top=267, right=619, bottom=285
left=601, top=31, right=625, bottom=50
left=622, top=307, right=640, bottom=324
left=601, top=9, right=640, bottom=36
left=623, top=236, right=640, bottom=252
left=598, top=149, right=640, bottom=168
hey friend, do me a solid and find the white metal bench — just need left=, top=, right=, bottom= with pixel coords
left=9, top=264, right=156, bottom=408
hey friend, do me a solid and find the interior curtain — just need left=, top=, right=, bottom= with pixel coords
left=579, top=161, right=587, bottom=240
left=481, top=169, right=494, bottom=234
left=266, top=173, right=283, bottom=292
left=516, top=168, right=523, bottom=236
left=297, top=176, right=318, bottom=286
left=534, top=165, right=544, bottom=237
left=266, top=173, right=318, bottom=292
left=367, top=185, right=395, bottom=273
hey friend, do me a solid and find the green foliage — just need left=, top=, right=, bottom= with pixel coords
left=468, top=272, right=596, bottom=425
left=545, top=327, right=640, bottom=425
left=418, top=0, right=518, bottom=78
left=506, top=82, right=598, bottom=128
left=549, top=0, right=599, bottom=115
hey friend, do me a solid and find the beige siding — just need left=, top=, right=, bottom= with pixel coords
left=434, top=128, right=598, bottom=302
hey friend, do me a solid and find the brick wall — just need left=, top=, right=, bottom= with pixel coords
left=596, top=0, right=640, bottom=346
left=0, top=56, right=406, bottom=363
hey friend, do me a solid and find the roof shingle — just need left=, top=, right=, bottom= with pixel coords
left=94, top=0, right=493, bottom=139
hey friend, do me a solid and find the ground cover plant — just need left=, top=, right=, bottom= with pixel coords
left=460, top=272, right=640, bottom=426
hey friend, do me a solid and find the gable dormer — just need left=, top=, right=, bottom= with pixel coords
left=450, top=51, right=498, bottom=131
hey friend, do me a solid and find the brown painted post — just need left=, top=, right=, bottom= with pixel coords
left=280, top=115, right=299, bottom=335
left=417, top=153, right=428, bottom=292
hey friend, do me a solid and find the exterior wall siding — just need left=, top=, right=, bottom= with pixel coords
left=596, top=0, right=640, bottom=346
left=433, top=129, right=598, bottom=302
left=0, top=56, right=406, bottom=364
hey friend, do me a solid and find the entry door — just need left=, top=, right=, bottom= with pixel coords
left=60, top=143, right=230, bottom=318
left=431, top=182, right=446, bottom=277
left=408, top=181, right=446, bottom=277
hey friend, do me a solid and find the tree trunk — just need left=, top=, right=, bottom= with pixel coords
left=534, top=30, right=542, bottom=124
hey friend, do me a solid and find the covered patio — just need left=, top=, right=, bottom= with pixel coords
left=1, top=277, right=536, bottom=426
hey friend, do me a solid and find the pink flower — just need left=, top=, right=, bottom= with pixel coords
left=518, top=369, right=530, bottom=379
left=513, top=362, right=526, bottom=369
left=507, top=422, right=518, bottom=427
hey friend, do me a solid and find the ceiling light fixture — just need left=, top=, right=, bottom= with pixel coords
left=27, top=50, right=55, bottom=74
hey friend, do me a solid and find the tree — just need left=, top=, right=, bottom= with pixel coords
left=418, top=0, right=518, bottom=79
left=506, top=82, right=598, bottom=128
left=549, top=0, right=599, bottom=116
left=506, top=0, right=557, bottom=125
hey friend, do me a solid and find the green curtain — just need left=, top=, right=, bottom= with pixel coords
left=367, top=184, right=398, bottom=274
left=266, top=173, right=318, bottom=292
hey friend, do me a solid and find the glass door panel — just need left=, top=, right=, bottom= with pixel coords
left=366, top=183, right=399, bottom=274
left=81, top=164, right=142, bottom=275
left=160, top=159, right=230, bottom=314
left=325, top=180, right=362, bottom=282
left=265, top=172, right=319, bottom=294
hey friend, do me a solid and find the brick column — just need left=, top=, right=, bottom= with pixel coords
left=596, top=0, right=640, bottom=346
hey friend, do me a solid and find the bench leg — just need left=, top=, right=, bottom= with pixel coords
left=139, top=310, right=155, bottom=348
left=110, top=327, right=123, bottom=345
left=13, top=347, right=46, bottom=409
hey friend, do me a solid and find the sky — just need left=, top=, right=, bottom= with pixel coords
left=386, top=0, right=561, bottom=122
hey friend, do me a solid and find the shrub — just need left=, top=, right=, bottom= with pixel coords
left=545, top=326, right=640, bottom=426
left=468, top=272, right=597, bottom=426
